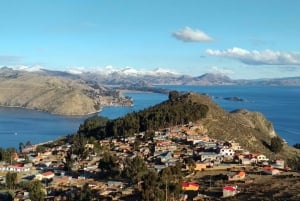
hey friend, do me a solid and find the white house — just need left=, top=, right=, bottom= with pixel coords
left=256, top=154, right=269, bottom=162
left=219, top=148, right=235, bottom=156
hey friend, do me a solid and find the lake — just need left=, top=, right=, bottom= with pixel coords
left=0, top=85, right=299, bottom=148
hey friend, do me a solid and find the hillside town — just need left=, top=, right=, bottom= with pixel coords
left=1, top=121, right=299, bottom=201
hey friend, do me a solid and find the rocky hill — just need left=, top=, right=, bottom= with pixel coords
left=180, top=93, right=299, bottom=159
left=0, top=70, right=106, bottom=115
left=89, top=92, right=299, bottom=160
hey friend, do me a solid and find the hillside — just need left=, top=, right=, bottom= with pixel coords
left=0, top=71, right=104, bottom=115
left=186, top=93, right=298, bottom=158
left=83, top=92, right=299, bottom=160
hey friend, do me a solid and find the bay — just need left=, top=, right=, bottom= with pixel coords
left=0, top=107, right=89, bottom=149
left=0, top=85, right=299, bottom=149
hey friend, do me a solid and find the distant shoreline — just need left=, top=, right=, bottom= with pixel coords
left=0, top=104, right=100, bottom=117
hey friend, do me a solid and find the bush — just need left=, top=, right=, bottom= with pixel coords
left=270, top=136, right=283, bottom=153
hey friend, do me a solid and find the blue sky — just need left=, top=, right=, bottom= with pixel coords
left=1, top=0, right=300, bottom=79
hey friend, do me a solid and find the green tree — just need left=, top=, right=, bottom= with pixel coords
left=63, top=149, right=74, bottom=171
left=71, top=133, right=88, bottom=159
left=18, top=142, right=24, bottom=153
left=6, top=172, right=18, bottom=190
left=78, top=115, right=109, bottom=139
left=25, top=141, right=32, bottom=147
left=78, top=183, right=94, bottom=201
left=123, top=156, right=147, bottom=183
left=18, top=181, right=44, bottom=201
left=27, top=180, right=45, bottom=201
left=287, top=155, right=300, bottom=171
left=141, top=171, right=164, bottom=201
left=3, top=147, right=16, bottom=165
left=36, top=145, right=46, bottom=153
left=270, top=136, right=283, bottom=153
left=169, top=90, right=180, bottom=102
left=98, top=152, right=120, bottom=178
left=293, top=143, right=300, bottom=149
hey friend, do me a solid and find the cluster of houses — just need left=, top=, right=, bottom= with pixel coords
left=0, top=122, right=289, bottom=200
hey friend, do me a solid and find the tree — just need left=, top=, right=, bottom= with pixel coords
left=141, top=171, right=164, bottom=201
left=287, top=155, right=300, bottom=171
left=26, top=181, right=45, bottom=201
left=169, top=90, right=180, bottom=102
left=78, top=115, right=109, bottom=139
left=63, top=149, right=74, bottom=171
left=6, top=172, right=17, bottom=190
left=98, top=152, right=120, bottom=178
left=36, top=145, right=46, bottom=153
left=293, top=143, right=300, bottom=149
left=4, top=147, right=16, bottom=165
left=123, top=156, right=147, bottom=183
left=25, top=141, right=32, bottom=147
left=270, top=136, right=283, bottom=153
left=78, top=183, right=93, bottom=201
left=186, top=157, right=196, bottom=172
left=18, top=142, right=24, bottom=153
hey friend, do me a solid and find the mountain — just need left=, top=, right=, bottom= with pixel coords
left=4, top=66, right=300, bottom=86
left=0, top=69, right=114, bottom=115
left=45, top=68, right=300, bottom=86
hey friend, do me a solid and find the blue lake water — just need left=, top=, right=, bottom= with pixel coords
left=0, top=86, right=299, bottom=148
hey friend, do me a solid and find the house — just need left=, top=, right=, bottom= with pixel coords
left=85, top=143, right=94, bottom=150
left=182, top=182, right=200, bottom=191
left=22, top=145, right=37, bottom=153
left=230, top=142, right=243, bottom=151
left=199, top=152, right=222, bottom=162
left=197, top=141, right=217, bottom=149
left=228, top=171, right=246, bottom=181
left=187, top=161, right=210, bottom=171
left=0, top=165, right=30, bottom=172
left=219, top=148, right=235, bottom=157
left=255, top=154, right=269, bottom=162
left=270, top=159, right=285, bottom=169
left=107, top=181, right=124, bottom=189
left=263, top=167, right=281, bottom=175
left=223, top=185, right=238, bottom=197
left=35, top=171, right=55, bottom=180
left=158, top=151, right=173, bottom=163
left=240, top=157, right=251, bottom=165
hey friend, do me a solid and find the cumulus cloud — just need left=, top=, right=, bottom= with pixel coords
left=206, top=47, right=300, bottom=65
left=173, top=26, right=213, bottom=42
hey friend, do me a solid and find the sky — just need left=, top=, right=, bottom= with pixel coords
left=0, top=0, right=300, bottom=79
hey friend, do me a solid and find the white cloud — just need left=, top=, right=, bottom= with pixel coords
left=206, top=47, right=300, bottom=65
left=207, top=66, right=234, bottom=76
left=173, top=26, right=213, bottom=42
left=5, top=65, right=42, bottom=72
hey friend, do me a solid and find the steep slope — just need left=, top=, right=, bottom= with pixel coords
left=0, top=73, right=99, bottom=115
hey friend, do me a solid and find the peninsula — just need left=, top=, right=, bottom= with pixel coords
left=0, top=68, right=132, bottom=115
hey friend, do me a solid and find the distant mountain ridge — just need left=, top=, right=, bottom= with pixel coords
left=3, top=66, right=300, bottom=86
